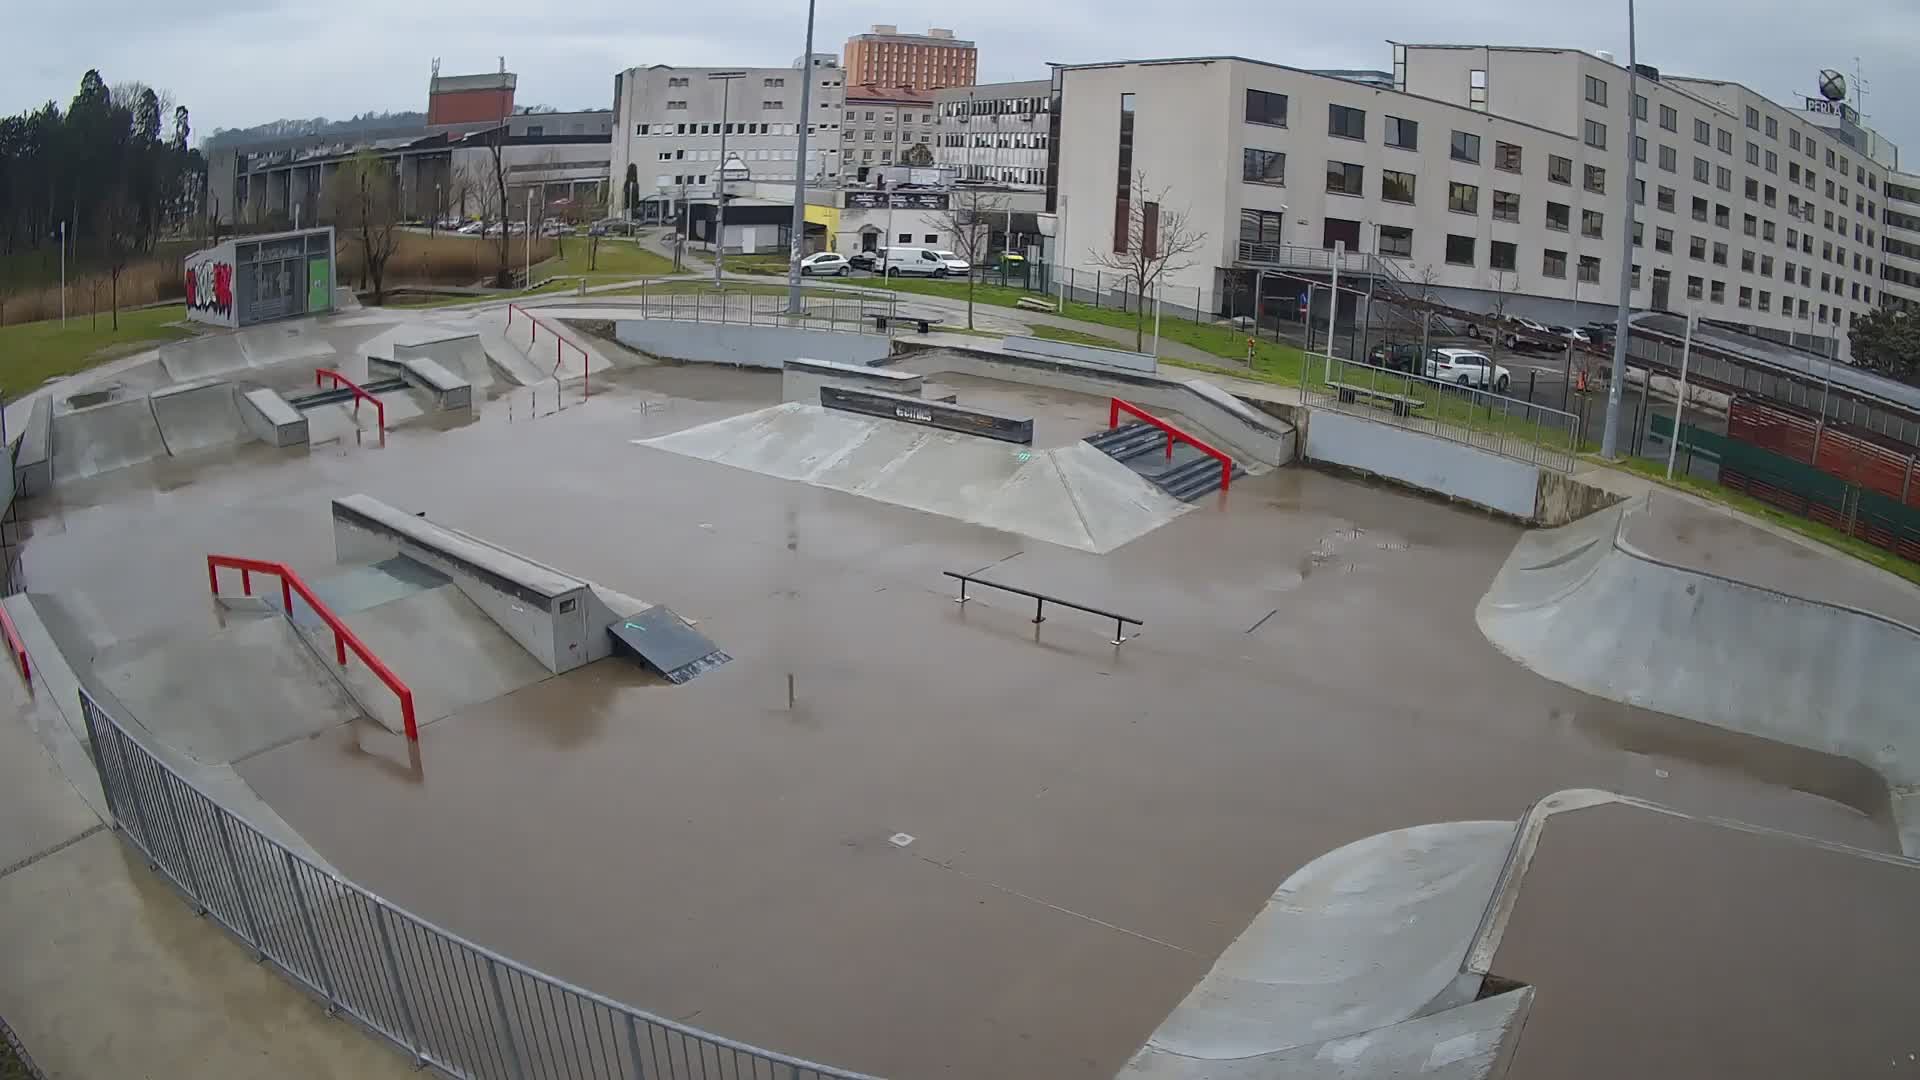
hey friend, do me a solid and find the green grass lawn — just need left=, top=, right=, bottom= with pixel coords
left=0, top=305, right=193, bottom=397
left=379, top=279, right=579, bottom=310
left=535, top=238, right=678, bottom=280
left=721, top=254, right=794, bottom=276
left=596, top=280, right=869, bottom=299
left=1027, top=325, right=1127, bottom=348
left=1608, top=455, right=1920, bottom=587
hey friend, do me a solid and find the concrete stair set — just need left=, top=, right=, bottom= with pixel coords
left=1085, top=421, right=1246, bottom=501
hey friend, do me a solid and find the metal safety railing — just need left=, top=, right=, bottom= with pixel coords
left=207, top=555, right=418, bottom=741
left=316, top=368, right=387, bottom=435
left=1305, top=354, right=1582, bottom=472
left=945, top=570, right=1143, bottom=645
left=617, top=286, right=902, bottom=336
left=1108, top=398, right=1235, bottom=492
left=77, top=685, right=874, bottom=1080
left=508, top=303, right=591, bottom=399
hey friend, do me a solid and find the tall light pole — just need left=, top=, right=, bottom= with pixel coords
left=1600, top=0, right=1641, bottom=458
left=710, top=71, right=745, bottom=288
left=785, top=0, right=819, bottom=316
left=524, top=189, right=533, bottom=287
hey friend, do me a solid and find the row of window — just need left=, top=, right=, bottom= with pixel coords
left=933, top=133, right=1048, bottom=149
left=843, top=129, right=928, bottom=142
left=636, top=122, right=806, bottom=136
left=938, top=96, right=1050, bottom=117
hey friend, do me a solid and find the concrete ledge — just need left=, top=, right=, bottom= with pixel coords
left=375, top=344, right=475, bottom=411
left=1002, top=333, right=1156, bottom=373
left=781, top=357, right=923, bottom=403
left=331, top=495, right=592, bottom=674
left=820, top=385, right=1033, bottom=443
left=238, top=388, right=309, bottom=448
left=13, top=397, right=52, bottom=497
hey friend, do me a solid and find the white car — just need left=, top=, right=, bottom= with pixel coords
left=800, top=252, right=850, bottom=276
left=931, top=250, right=971, bottom=275
left=1426, top=348, right=1513, bottom=393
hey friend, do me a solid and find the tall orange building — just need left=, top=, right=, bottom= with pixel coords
left=842, top=26, right=976, bottom=91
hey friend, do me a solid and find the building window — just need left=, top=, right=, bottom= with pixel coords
left=1657, top=186, right=1675, bottom=212
left=1746, top=142, right=1761, bottom=166
left=1635, top=136, right=1647, bottom=163
left=1791, top=129, right=1802, bottom=151
left=1717, top=128, right=1732, bottom=154
left=1715, top=204, right=1730, bottom=229
left=1764, top=185, right=1777, bottom=207
left=1487, top=141, right=1520, bottom=173
left=1744, top=177, right=1760, bottom=200
left=1546, top=201, right=1570, bottom=232
left=1585, top=75, right=1608, bottom=106
left=1659, top=145, right=1677, bottom=173
left=1692, top=196, right=1709, bottom=222
left=1741, top=249, right=1756, bottom=272
left=1381, top=169, right=1416, bottom=203
left=1492, top=190, right=1520, bottom=222
left=1113, top=93, right=1135, bottom=254
left=1635, top=94, right=1648, bottom=121
left=1758, top=290, right=1771, bottom=311
left=667, top=77, right=689, bottom=87
left=1765, top=116, right=1779, bottom=140
left=1378, top=225, right=1414, bottom=258
left=1326, top=160, right=1364, bottom=196
left=1239, top=208, right=1286, bottom=245
left=1446, top=233, right=1476, bottom=265
left=1584, top=119, right=1607, bottom=149
left=1543, top=249, right=1567, bottom=278
left=1790, top=162, right=1801, bottom=182
left=1448, top=181, right=1479, bottom=214
left=1763, top=222, right=1775, bottom=242
left=1584, top=164, right=1606, bottom=194
left=1660, top=104, right=1678, bottom=132
left=1451, top=130, right=1481, bottom=163
left=1579, top=255, right=1602, bottom=283
left=1328, top=104, right=1367, bottom=140
left=1634, top=178, right=1646, bottom=205
left=1582, top=209, right=1604, bottom=239
left=1490, top=240, right=1517, bottom=271
left=1739, top=285, right=1753, bottom=307
left=1468, top=69, right=1487, bottom=112
left=1690, top=235, right=1707, bottom=260
left=1765, top=150, right=1778, bottom=174
left=1711, top=280, right=1726, bottom=303
left=1385, top=116, right=1418, bottom=150
left=1694, top=118, right=1711, bottom=145
left=1745, top=105, right=1760, bottom=130
left=762, top=100, right=784, bottom=110
left=1693, top=157, right=1711, bottom=183
left=666, top=100, right=688, bottom=110
left=1655, top=227, right=1674, bottom=252
left=1242, top=148, right=1285, bottom=185
left=1687, top=275, right=1704, bottom=299
left=1712, top=241, right=1728, bottom=266
left=1245, top=89, right=1288, bottom=127
left=1549, top=155, right=1572, bottom=185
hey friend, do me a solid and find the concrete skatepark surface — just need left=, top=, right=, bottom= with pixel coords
left=1478, top=491, right=1920, bottom=852
left=11, top=307, right=1920, bottom=1079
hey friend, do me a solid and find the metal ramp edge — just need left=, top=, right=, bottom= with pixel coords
left=606, top=606, right=732, bottom=684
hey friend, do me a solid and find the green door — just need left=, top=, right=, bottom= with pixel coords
left=307, top=257, right=332, bottom=313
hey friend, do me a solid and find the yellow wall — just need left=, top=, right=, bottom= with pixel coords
left=805, top=204, right=841, bottom=251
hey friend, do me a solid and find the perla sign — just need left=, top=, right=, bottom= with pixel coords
left=1804, top=98, right=1858, bottom=123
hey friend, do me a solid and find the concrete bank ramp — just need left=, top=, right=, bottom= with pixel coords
left=639, top=402, right=1191, bottom=553
left=51, top=397, right=169, bottom=481
left=149, top=377, right=248, bottom=456
left=1122, top=821, right=1519, bottom=1078
left=1477, top=495, right=1920, bottom=854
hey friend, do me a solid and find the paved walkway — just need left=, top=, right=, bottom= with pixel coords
left=0, top=671, right=415, bottom=1079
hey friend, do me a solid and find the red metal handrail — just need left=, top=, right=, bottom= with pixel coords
left=1108, top=398, right=1235, bottom=492
left=507, top=302, right=590, bottom=399
left=0, top=601, right=31, bottom=690
left=206, top=555, right=418, bottom=741
left=315, top=368, right=387, bottom=434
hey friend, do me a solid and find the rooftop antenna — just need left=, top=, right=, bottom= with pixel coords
left=1852, top=57, right=1870, bottom=121
left=499, top=56, right=506, bottom=75
left=431, top=57, right=440, bottom=79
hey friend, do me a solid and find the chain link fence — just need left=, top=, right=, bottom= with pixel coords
left=78, top=688, right=872, bottom=1080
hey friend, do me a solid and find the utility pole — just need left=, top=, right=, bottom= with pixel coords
left=524, top=189, right=532, bottom=288
left=1666, top=306, right=1696, bottom=480
left=785, top=0, right=818, bottom=316
left=709, top=71, right=745, bottom=288
left=1601, top=0, right=1641, bottom=458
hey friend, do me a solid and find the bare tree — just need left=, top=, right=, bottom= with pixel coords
left=95, top=179, right=140, bottom=330
left=483, top=126, right=512, bottom=286
left=927, top=187, right=1006, bottom=330
left=1085, top=170, right=1208, bottom=351
left=325, top=150, right=402, bottom=304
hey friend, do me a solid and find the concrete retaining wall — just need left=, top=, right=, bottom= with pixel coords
left=781, top=357, right=923, bottom=403
left=331, top=494, right=592, bottom=675
left=13, top=397, right=52, bottom=497
left=149, top=378, right=248, bottom=456
left=1304, top=410, right=1540, bottom=520
left=238, top=388, right=309, bottom=447
left=1002, top=334, right=1156, bottom=373
left=613, top=320, right=892, bottom=369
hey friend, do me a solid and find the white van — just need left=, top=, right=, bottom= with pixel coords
left=879, top=246, right=948, bottom=277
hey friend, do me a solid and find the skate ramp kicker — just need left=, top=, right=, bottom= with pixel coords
left=1477, top=494, right=1920, bottom=854
left=1121, top=820, right=1523, bottom=1078
left=150, top=377, right=248, bottom=455
left=639, top=401, right=1193, bottom=553
left=51, top=396, right=169, bottom=481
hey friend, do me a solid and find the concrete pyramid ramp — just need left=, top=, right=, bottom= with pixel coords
left=1123, top=821, right=1516, bottom=1077
left=640, top=402, right=1190, bottom=553
left=301, top=582, right=551, bottom=735
left=1477, top=496, right=1920, bottom=854
left=150, top=377, right=249, bottom=456
left=51, top=396, right=169, bottom=481
left=92, top=607, right=365, bottom=765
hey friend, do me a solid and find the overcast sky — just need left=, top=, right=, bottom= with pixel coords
left=7, top=0, right=1919, bottom=159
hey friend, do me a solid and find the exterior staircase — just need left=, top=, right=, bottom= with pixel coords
left=1086, top=422, right=1244, bottom=501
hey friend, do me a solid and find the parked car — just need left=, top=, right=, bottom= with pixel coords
left=1550, top=325, right=1591, bottom=346
left=1366, top=341, right=1427, bottom=372
left=800, top=252, right=851, bottom=276
left=1500, top=317, right=1556, bottom=352
left=1426, top=348, right=1513, bottom=392
left=1582, top=321, right=1618, bottom=347
left=931, top=250, right=971, bottom=275
left=847, top=250, right=879, bottom=271
left=879, top=246, right=948, bottom=277
left=457, top=221, right=485, bottom=235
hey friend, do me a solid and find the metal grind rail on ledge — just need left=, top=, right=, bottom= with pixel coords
left=944, top=571, right=1143, bottom=645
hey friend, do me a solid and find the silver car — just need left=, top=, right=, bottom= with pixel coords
left=1426, top=348, right=1513, bottom=393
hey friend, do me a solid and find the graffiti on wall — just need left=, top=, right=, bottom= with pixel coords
left=185, top=259, right=234, bottom=319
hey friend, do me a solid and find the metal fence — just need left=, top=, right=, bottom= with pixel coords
left=1305, top=354, right=1581, bottom=472
left=77, top=688, right=872, bottom=1080
left=616, top=286, right=902, bottom=337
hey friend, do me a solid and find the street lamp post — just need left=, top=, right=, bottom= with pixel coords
left=785, top=0, right=819, bottom=315
left=710, top=71, right=746, bottom=288
left=1600, top=0, right=1641, bottom=458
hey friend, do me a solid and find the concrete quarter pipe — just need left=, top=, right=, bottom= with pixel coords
left=1476, top=494, right=1920, bottom=854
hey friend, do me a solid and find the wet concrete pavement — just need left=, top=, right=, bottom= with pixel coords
left=15, top=360, right=1901, bottom=1079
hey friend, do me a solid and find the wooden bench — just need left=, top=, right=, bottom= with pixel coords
left=1326, top=381, right=1425, bottom=417
left=869, top=313, right=934, bottom=333
left=1015, top=296, right=1058, bottom=313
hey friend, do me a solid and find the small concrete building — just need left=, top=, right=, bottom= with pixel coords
left=183, top=227, right=336, bottom=329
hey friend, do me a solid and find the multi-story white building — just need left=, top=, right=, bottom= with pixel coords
left=1051, top=46, right=1894, bottom=361
left=841, top=85, right=937, bottom=181
left=608, top=60, right=845, bottom=223
left=1879, top=172, right=1920, bottom=311
left=935, top=79, right=1053, bottom=188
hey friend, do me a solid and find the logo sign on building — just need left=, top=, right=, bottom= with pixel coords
left=1803, top=98, right=1858, bottom=124
left=848, top=192, right=950, bottom=210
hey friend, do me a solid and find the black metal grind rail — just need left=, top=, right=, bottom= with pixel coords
left=943, top=570, right=1142, bottom=645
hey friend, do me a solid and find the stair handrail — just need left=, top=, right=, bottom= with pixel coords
left=206, top=555, right=418, bottom=740
left=1108, top=398, right=1234, bottom=492
left=0, top=601, right=30, bottom=688
left=315, top=368, right=387, bottom=434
